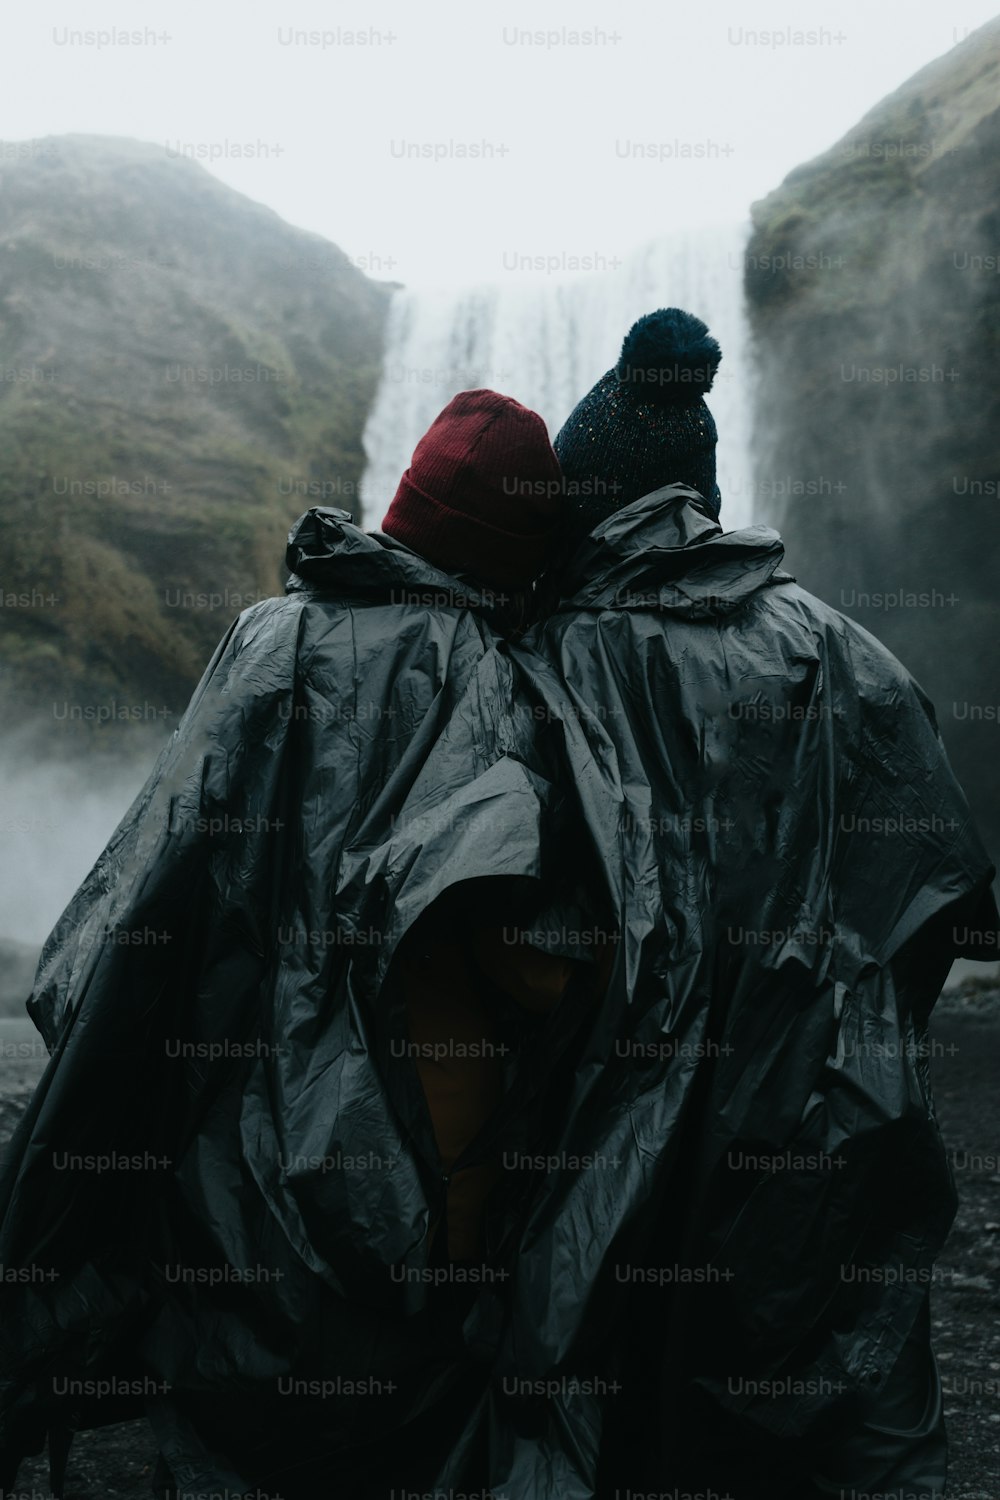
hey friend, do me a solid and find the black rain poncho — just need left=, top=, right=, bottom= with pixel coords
left=0, top=508, right=540, bottom=1495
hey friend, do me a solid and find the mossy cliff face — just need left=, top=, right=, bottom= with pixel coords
left=745, top=19, right=1000, bottom=863
left=0, top=135, right=391, bottom=718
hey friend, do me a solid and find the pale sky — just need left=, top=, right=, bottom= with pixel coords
left=2, top=0, right=997, bottom=285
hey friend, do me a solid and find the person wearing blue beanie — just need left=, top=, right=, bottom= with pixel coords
left=554, top=306, right=723, bottom=536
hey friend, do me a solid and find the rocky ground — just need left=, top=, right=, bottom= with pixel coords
left=926, top=981, right=1000, bottom=1499
left=1, top=980, right=998, bottom=1499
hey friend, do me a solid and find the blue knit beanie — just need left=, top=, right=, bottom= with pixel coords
left=554, top=308, right=722, bottom=536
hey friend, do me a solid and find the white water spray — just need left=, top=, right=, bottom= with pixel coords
left=360, top=224, right=756, bottom=529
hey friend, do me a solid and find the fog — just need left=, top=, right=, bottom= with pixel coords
left=0, top=733, right=158, bottom=952
left=3, top=0, right=1000, bottom=285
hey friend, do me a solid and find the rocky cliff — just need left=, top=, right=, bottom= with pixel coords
left=745, top=19, right=1000, bottom=864
left=0, top=135, right=391, bottom=719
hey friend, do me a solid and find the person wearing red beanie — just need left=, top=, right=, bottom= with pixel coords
left=0, top=384, right=578, bottom=1500
left=381, top=388, right=563, bottom=593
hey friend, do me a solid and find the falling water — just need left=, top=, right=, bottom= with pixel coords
left=360, top=223, right=756, bottom=530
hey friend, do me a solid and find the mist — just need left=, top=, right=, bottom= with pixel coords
left=0, top=729, right=161, bottom=953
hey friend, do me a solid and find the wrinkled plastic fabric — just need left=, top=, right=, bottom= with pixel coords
left=0, top=491, right=996, bottom=1500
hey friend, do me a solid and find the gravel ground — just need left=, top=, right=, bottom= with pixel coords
left=1, top=982, right=998, bottom=1500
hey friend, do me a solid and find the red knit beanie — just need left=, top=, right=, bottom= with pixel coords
left=381, top=389, right=563, bottom=592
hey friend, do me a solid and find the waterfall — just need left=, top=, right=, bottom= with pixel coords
left=360, top=223, right=756, bottom=530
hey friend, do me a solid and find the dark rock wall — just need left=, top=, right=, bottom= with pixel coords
left=746, top=20, right=1000, bottom=864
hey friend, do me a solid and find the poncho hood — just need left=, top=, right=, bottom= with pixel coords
left=553, top=484, right=789, bottom=617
